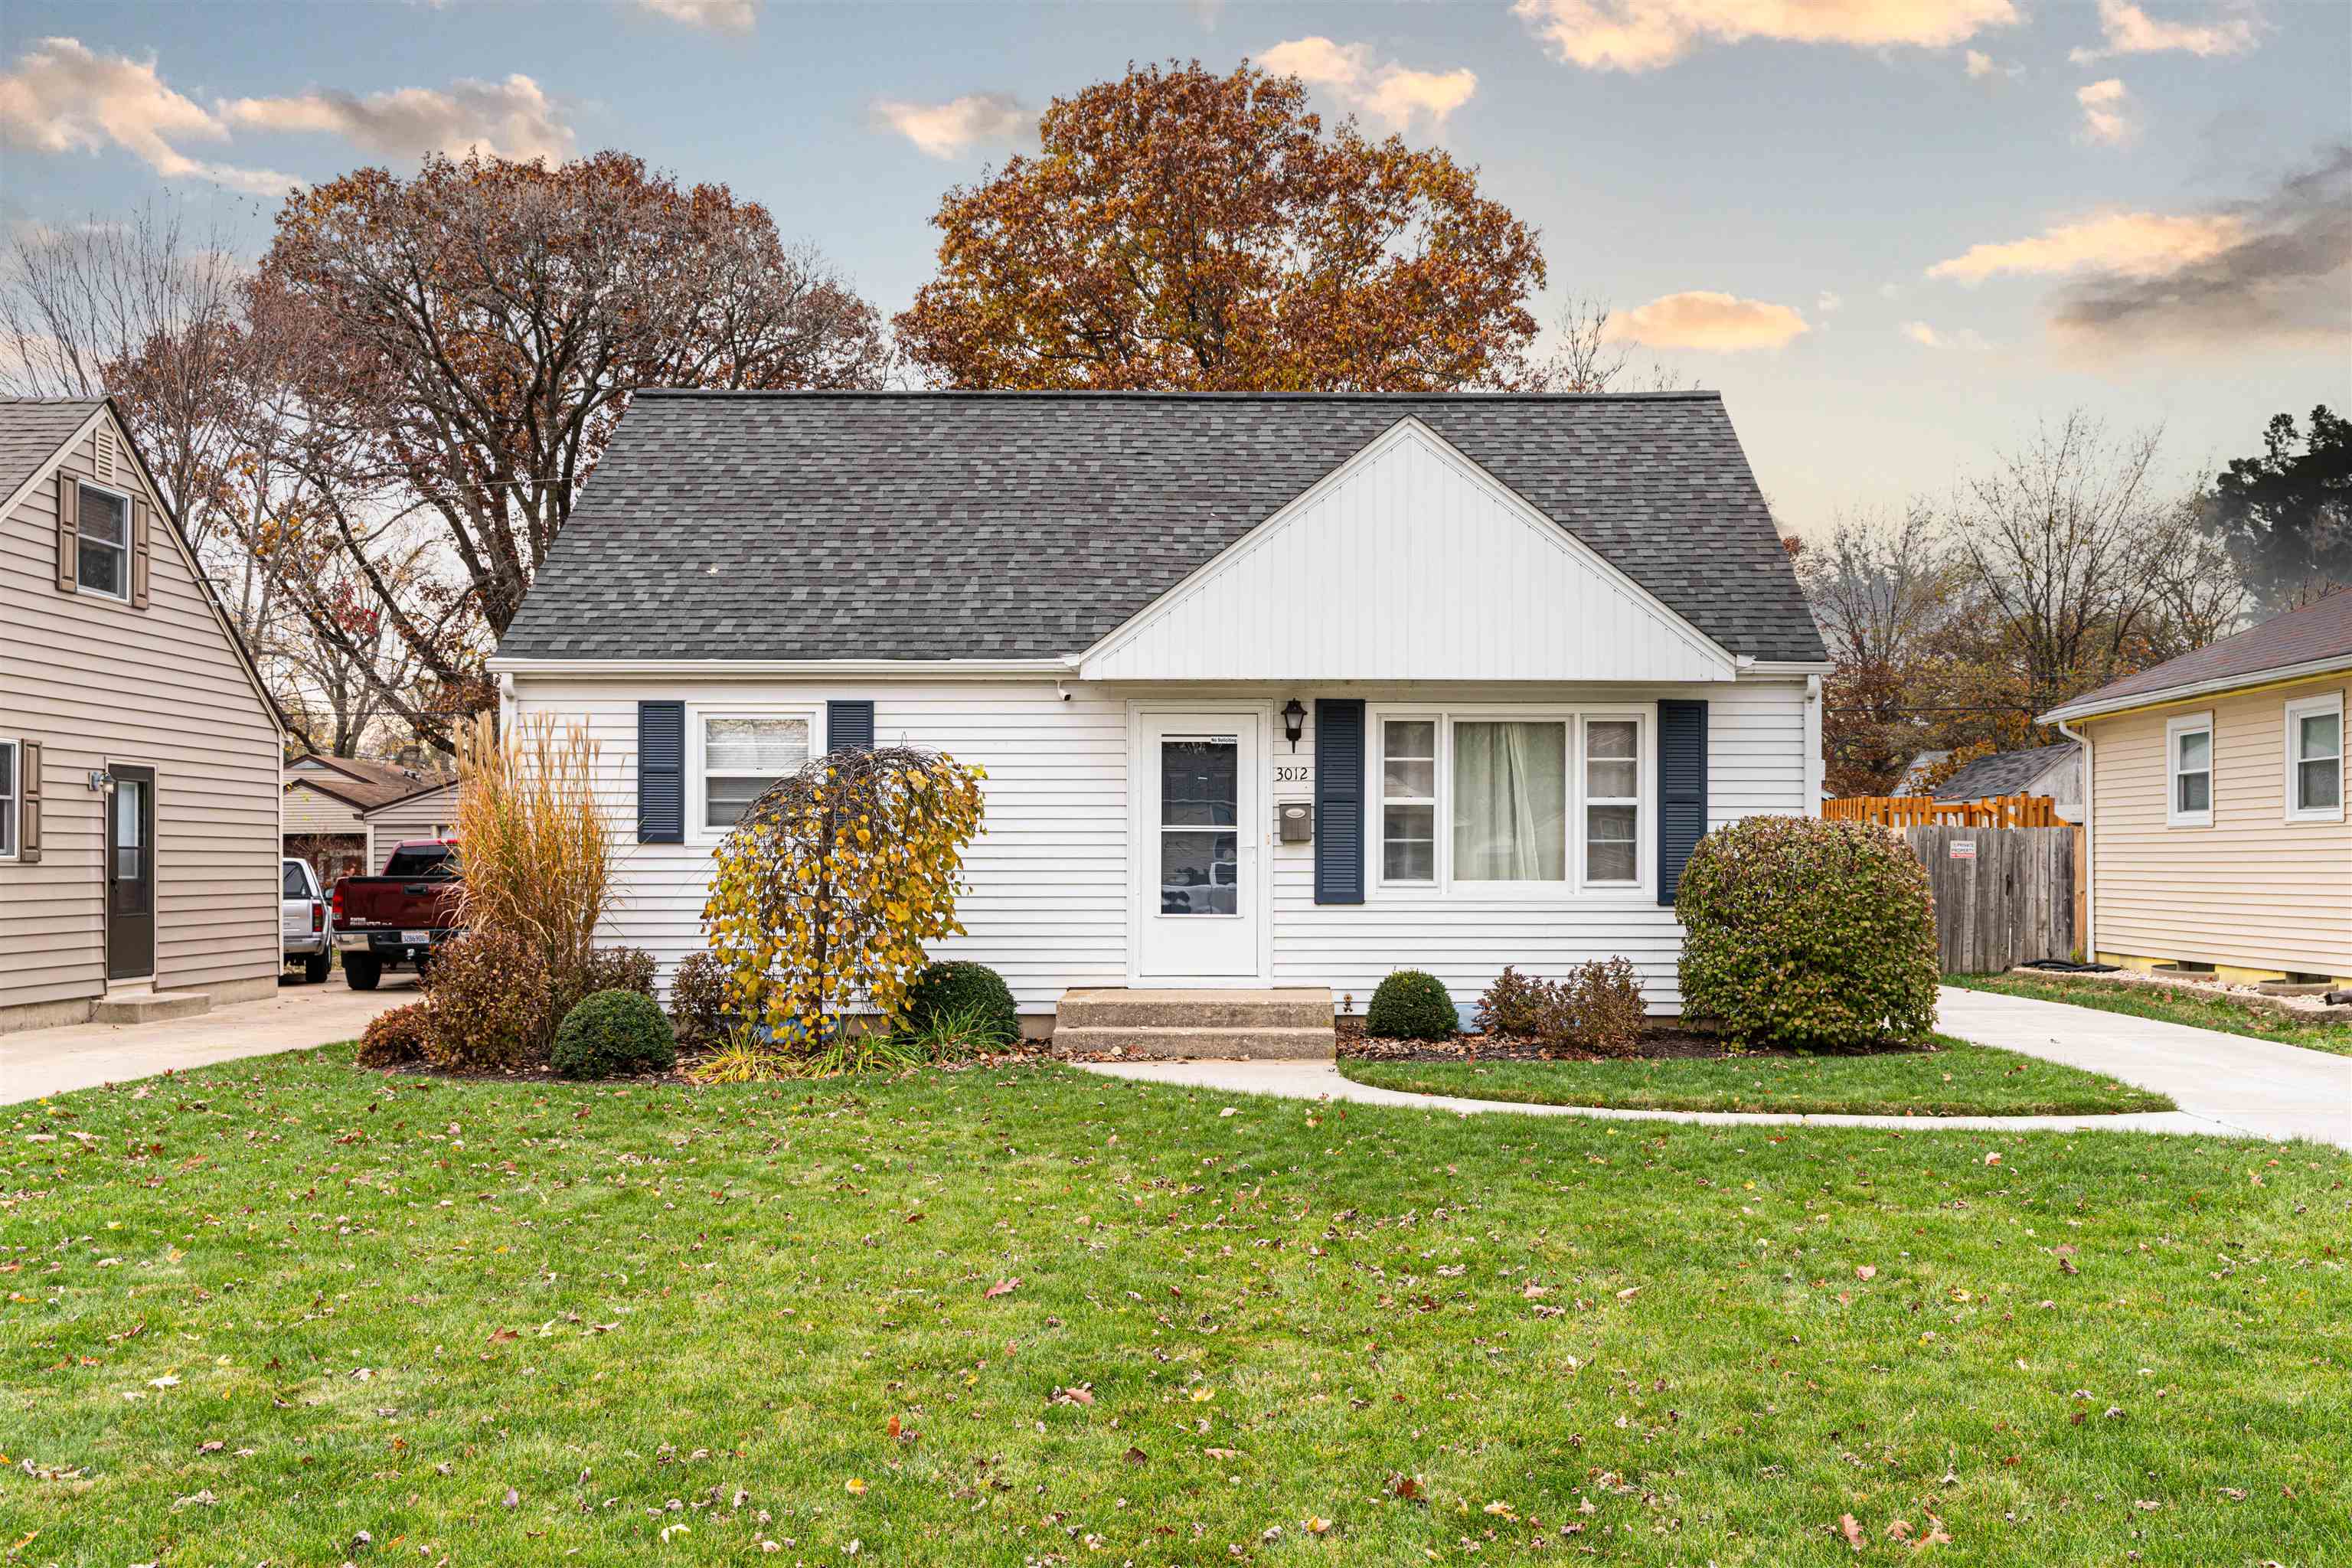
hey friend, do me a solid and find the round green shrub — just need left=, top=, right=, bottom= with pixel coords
left=1365, top=969, right=1459, bottom=1040
left=1675, top=815, right=1939, bottom=1050
left=902, top=960, right=1020, bottom=1047
left=552, top=988, right=678, bottom=1080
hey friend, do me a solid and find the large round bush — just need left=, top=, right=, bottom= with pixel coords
left=1675, top=816, right=1939, bottom=1049
left=1365, top=969, right=1459, bottom=1040
left=553, top=988, right=678, bottom=1080
left=903, top=960, right=1021, bottom=1047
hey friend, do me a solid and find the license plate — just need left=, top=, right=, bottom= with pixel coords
left=337, top=934, right=370, bottom=952
left=400, top=929, right=430, bottom=945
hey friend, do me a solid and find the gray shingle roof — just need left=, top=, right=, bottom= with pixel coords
left=0, top=399, right=103, bottom=501
left=2044, top=590, right=2352, bottom=720
left=498, top=390, right=1827, bottom=665
left=1929, top=742, right=2079, bottom=802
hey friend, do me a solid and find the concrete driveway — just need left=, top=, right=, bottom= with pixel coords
left=0, top=974, right=415, bottom=1104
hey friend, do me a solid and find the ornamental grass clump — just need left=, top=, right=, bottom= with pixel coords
left=1675, top=815, right=1939, bottom=1050
left=451, top=711, right=618, bottom=1028
left=700, top=744, right=987, bottom=1051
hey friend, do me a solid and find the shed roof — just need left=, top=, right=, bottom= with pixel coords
left=1929, top=742, right=2080, bottom=801
left=496, top=390, right=1826, bottom=666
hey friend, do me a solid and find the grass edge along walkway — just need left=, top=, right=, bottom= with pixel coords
left=1946, top=971, right=2352, bottom=1058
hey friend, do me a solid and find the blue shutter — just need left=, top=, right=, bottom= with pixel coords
left=637, top=701, right=684, bottom=844
left=1314, top=698, right=1365, bottom=906
left=1657, top=699, right=1708, bottom=907
left=828, top=700, right=875, bottom=753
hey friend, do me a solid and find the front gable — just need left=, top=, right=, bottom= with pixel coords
left=1077, top=419, right=1740, bottom=684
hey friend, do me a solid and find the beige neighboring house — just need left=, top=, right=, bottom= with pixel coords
left=283, top=753, right=459, bottom=880
left=2043, top=592, right=2351, bottom=986
left=0, top=399, right=286, bottom=1032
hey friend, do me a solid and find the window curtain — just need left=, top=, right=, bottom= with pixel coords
left=1453, top=721, right=1566, bottom=880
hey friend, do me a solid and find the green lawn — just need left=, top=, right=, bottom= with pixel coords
left=1339, top=1036, right=2173, bottom=1117
left=1951, top=972, right=2352, bottom=1057
left=5, top=1047, right=2346, bottom=1566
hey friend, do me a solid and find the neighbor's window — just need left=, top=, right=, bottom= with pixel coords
left=77, top=483, right=131, bottom=600
left=2166, top=714, right=2213, bottom=827
left=701, top=713, right=812, bottom=832
left=1380, top=720, right=1438, bottom=883
left=0, top=740, right=16, bottom=858
left=1375, top=711, right=1644, bottom=891
left=2286, top=693, right=2343, bottom=821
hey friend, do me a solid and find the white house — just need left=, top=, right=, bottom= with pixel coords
left=490, top=390, right=1830, bottom=1044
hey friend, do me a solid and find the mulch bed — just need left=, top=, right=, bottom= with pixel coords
left=1334, top=1015, right=1936, bottom=1063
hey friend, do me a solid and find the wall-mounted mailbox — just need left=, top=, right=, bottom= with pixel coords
left=1276, top=801, right=1313, bottom=844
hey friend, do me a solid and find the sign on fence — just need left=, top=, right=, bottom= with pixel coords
left=1902, top=825, right=2074, bottom=975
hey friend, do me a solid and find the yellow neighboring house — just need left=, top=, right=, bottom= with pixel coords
left=2042, top=592, right=2350, bottom=986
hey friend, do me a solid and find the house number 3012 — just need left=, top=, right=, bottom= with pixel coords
left=1273, top=765, right=1313, bottom=785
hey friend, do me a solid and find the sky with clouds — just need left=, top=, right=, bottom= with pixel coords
left=1, top=0, right=2345, bottom=533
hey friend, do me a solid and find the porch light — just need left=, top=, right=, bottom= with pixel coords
left=1282, top=699, right=1307, bottom=751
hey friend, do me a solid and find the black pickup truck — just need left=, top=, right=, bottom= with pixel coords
left=330, top=840, right=461, bottom=990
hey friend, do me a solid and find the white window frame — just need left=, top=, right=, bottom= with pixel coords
left=2164, top=710, right=2214, bottom=828
left=0, top=737, right=17, bottom=861
left=1579, top=713, right=1643, bottom=888
left=2284, top=691, right=2344, bottom=825
left=688, top=704, right=822, bottom=844
left=74, top=479, right=134, bottom=603
left=1374, top=716, right=1440, bottom=887
left=1367, top=704, right=1652, bottom=900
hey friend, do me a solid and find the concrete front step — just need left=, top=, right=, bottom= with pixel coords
left=90, top=990, right=212, bottom=1025
left=1057, top=987, right=1334, bottom=1031
left=1054, top=1024, right=1336, bottom=1060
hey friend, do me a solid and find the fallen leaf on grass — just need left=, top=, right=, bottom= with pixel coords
left=1050, top=1386, right=1095, bottom=1407
left=984, top=1279, right=1021, bottom=1300
left=1840, top=1514, right=1864, bottom=1552
left=1855, top=1265, right=1877, bottom=1281
left=1303, top=1516, right=1332, bottom=1534
left=844, top=1478, right=867, bottom=1495
left=1389, top=1475, right=1421, bottom=1500
left=488, top=1328, right=518, bottom=1345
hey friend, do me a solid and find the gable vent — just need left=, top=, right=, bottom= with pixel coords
left=94, top=424, right=116, bottom=482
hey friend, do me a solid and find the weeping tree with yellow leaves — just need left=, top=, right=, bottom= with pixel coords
left=701, top=746, right=987, bottom=1044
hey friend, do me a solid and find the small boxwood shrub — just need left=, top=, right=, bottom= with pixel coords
left=1677, top=815, right=1939, bottom=1049
left=422, top=927, right=556, bottom=1070
left=903, top=961, right=1020, bottom=1048
left=356, top=1001, right=431, bottom=1067
left=666, top=949, right=734, bottom=1047
left=1366, top=969, right=1458, bottom=1040
left=553, top=989, right=678, bottom=1080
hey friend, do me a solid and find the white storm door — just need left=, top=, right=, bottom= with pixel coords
left=1137, top=712, right=1263, bottom=982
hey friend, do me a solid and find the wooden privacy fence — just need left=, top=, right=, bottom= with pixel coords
left=1826, top=792, right=2063, bottom=828
left=1901, top=824, right=2076, bottom=975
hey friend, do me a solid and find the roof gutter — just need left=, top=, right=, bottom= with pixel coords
left=2038, top=652, right=2352, bottom=726
left=488, top=656, right=1078, bottom=679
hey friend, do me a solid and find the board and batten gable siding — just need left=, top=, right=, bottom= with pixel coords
left=1080, top=422, right=1736, bottom=686
left=508, top=673, right=1810, bottom=1014
left=2086, top=672, right=2352, bottom=977
left=0, top=414, right=281, bottom=1021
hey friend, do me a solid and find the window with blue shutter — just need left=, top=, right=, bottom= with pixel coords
left=637, top=701, right=684, bottom=844
left=1314, top=698, right=1365, bottom=905
left=1656, top=699, right=1708, bottom=906
left=827, top=700, right=875, bottom=753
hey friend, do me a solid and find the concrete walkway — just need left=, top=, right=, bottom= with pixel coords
left=1, top=976, right=413, bottom=1103
left=1078, top=985, right=2352, bottom=1148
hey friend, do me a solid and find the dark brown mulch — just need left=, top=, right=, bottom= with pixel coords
left=1334, top=1014, right=1936, bottom=1063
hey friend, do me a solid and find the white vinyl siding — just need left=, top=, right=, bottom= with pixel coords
left=510, top=673, right=1810, bottom=1016
left=1, top=415, right=280, bottom=1024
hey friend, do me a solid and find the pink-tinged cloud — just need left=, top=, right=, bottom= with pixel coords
left=2069, top=0, right=2259, bottom=64
left=1263, top=36, right=1478, bottom=129
left=1514, top=0, right=2020, bottom=71
left=870, top=93, right=1031, bottom=159
left=223, top=75, right=575, bottom=164
left=632, top=0, right=760, bottom=33
left=1603, top=290, right=1810, bottom=351
left=0, top=36, right=294, bottom=195
left=2075, top=78, right=2136, bottom=145
left=1928, top=211, right=2243, bottom=283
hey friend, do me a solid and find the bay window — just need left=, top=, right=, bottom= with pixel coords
left=1375, top=709, right=1646, bottom=893
left=696, top=710, right=813, bottom=835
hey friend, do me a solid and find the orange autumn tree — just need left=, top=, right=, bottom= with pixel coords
left=701, top=746, right=987, bottom=1044
left=893, top=60, right=1547, bottom=391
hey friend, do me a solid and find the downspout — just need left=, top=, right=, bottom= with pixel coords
left=498, top=671, right=517, bottom=736
left=2055, top=717, right=2092, bottom=962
